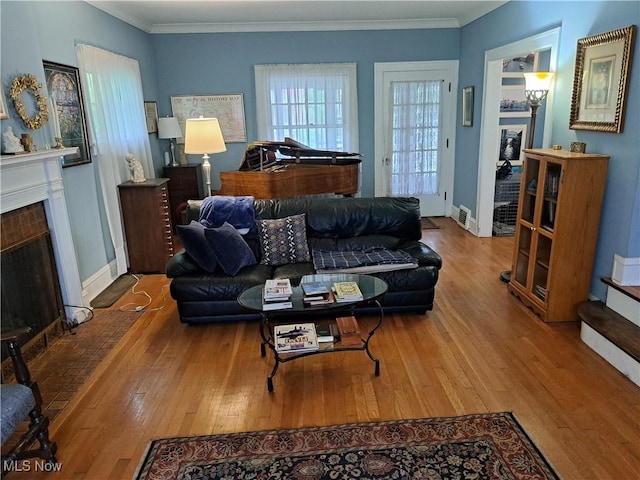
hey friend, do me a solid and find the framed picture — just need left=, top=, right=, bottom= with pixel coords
left=570, top=25, right=636, bottom=133
left=144, top=101, right=158, bottom=134
left=499, top=85, right=530, bottom=117
left=43, top=61, right=91, bottom=167
left=502, top=52, right=539, bottom=77
left=0, top=85, right=8, bottom=120
left=498, top=124, right=527, bottom=163
left=462, top=86, right=474, bottom=127
left=170, top=94, right=247, bottom=143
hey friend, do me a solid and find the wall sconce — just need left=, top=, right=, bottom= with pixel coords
left=157, top=116, right=182, bottom=166
left=523, top=72, right=554, bottom=149
left=184, top=116, right=226, bottom=196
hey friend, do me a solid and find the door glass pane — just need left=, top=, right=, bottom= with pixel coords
left=522, top=158, right=540, bottom=223
left=514, top=225, right=532, bottom=285
left=533, top=234, right=551, bottom=301
left=389, top=80, right=440, bottom=196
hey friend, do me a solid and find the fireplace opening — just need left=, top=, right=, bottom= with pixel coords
left=1, top=202, right=67, bottom=364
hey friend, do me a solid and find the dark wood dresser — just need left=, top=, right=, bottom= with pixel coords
left=118, top=178, right=174, bottom=273
left=163, top=164, right=203, bottom=228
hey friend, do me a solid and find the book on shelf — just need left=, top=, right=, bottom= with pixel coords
left=335, top=316, right=361, bottom=346
left=315, top=323, right=339, bottom=343
left=333, top=281, right=363, bottom=302
left=264, top=278, right=293, bottom=301
left=262, top=300, right=293, bottom=311
left=274, top=323, right=319, bottom=353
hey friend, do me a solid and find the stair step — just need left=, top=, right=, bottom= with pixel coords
left=577, top=301, right=640, bottom=363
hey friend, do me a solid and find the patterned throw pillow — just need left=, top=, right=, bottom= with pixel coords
left=257, top=214, right=311, bottom=266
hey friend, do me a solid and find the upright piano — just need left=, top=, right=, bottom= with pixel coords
left=218, top=138, right=361, bottom=199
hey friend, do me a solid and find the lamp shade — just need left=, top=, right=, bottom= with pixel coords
left=523, top=72, right=554, bottom=92
left=157, top=116, right=182, bottom=139
left=184, top=117, right=227, bottom=154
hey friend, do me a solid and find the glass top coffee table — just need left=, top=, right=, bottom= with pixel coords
left=238, top=273, right=388, bottom=392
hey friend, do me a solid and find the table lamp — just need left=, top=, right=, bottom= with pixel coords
left=523, top=72, right=554, bottom=149
left=157, top=116, right=183, bottom=166
left=184, top=116, right=226, bottom=196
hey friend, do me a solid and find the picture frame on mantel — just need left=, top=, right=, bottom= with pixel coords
left=42, top=60, right=91, bottom=167
left=569, top=25, right=636, bottom=133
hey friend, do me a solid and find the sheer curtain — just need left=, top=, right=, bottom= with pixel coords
left=389, top=80, right=440, bottom=196
left=255, top=63, right=359, bottom=152
left=76, top=44, right=154, bottom=275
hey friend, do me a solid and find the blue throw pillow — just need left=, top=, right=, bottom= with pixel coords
left=176, top=221, right=218, bottom=272
left=205, top=222, right=257, bottom=276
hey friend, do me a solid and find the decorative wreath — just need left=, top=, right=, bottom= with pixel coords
left=10, top=74, right=48, bottom=130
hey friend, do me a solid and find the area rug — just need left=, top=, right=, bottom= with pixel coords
left=134, top=412, right=559, bottom=480
left=90, top=273, right=140, bottom=308
left=421, top=217, right=440, bottom=229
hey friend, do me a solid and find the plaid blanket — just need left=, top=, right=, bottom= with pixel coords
left=312, top=248, right=417, bottom=274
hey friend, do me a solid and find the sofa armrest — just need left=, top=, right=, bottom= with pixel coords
left=398, top=241, right=442, bottom=269
left=166, top=249, right=202, bottom=278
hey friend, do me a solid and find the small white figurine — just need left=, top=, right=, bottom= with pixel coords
left=125, top=153, right=146, bottom=183
left=3, top=127, right=24, bottom=153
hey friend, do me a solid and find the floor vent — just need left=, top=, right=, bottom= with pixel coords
left=456, top=205, right=471, bottom=230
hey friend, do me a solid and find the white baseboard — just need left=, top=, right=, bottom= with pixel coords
left=81, top=260, right=120, bottom=306
left=450, top=205, right=478, bottom=236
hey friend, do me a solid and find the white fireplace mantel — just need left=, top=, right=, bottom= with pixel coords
left=1, top=148, right=86, bottom=321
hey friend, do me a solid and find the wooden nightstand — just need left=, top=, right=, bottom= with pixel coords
left=163, top=164, right=204, bottom=228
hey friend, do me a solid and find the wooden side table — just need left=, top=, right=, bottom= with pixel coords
left=118, top=178, right=174, bottom=273
left=163, top=165, right=203, bottom=228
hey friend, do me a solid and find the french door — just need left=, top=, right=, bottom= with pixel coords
left=374, top=61, right=457, bottom=217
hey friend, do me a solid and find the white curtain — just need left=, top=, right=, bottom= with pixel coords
left=389, top=80, right=440, bottom=196
left=76, top=44, right=154, bottom=275
left=255, top=63, right=359, bottom=153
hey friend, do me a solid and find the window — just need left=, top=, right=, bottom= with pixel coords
left=255, top=63, right=359, bottom=152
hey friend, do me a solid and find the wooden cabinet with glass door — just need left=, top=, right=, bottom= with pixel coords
left=508, top=148, right=609, bottom=322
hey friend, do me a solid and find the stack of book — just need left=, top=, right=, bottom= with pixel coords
left=263, top=278, right=293, bottom=311
left=333, top=281, right=363, bottom=303
left=274, top=323, right=319, bottom=353
left=315, top=323, right=340, bottom=344
left=301, top=282, right=334, bottom=306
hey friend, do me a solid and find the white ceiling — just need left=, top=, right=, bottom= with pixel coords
left=86, top=0, right=509, bottom=34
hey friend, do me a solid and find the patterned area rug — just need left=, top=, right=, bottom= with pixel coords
left=135, top=412, right=559, bottom=480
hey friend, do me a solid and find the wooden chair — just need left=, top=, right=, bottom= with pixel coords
left=1, top=327, right=57, bottom=473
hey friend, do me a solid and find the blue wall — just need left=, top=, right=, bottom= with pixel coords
left=457, top=1, right=640, bottom=299
left=151, top=28, right=460, bottom=193
left=1, top=1, right=638, bottom=303
left=1, top=1, right=159, bottom=281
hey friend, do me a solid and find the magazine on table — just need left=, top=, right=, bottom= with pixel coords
left=274, top=323, right=319, bottom=353
left=333, top=281, right=363, bottom=302
left=264, top=278, right=293, bottom=300
left=301, top=282, right=330, bottom=296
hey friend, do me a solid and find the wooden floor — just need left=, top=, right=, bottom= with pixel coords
left=26, top=218, right=640, bottom=479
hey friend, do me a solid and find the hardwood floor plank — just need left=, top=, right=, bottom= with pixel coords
left=20, top=218, right=639, bottom=479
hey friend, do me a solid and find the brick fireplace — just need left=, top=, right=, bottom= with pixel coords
left=1, top=148, right=86, bottom=337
